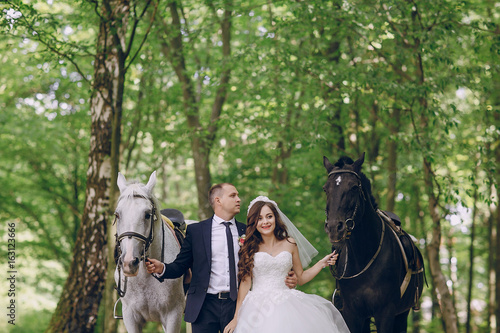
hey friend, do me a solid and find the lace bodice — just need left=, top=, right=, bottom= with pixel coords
left=252, top=251, right=293, bottom=292
left=237, top=251, right=350, bottom=333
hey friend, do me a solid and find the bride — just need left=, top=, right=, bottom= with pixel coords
left=224, top=196, right=350, bottom=333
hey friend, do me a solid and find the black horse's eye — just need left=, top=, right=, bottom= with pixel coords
left=145, top=212, right=151, bottom=220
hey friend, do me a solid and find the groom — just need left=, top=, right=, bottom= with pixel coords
left=147, top=183, right=297, bottom=333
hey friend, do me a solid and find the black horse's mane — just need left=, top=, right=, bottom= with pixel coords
left=335, top=156, right=378, bottom=211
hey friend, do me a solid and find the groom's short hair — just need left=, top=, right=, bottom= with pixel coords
left=208, top=183, right=235, bottom=208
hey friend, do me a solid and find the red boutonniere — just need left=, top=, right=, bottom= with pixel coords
left=238, top=235, right=246, bottom=247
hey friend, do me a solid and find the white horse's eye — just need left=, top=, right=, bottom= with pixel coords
left=114, top=212, right=120, bottom=219
left=145, top=213, right=151, bottom=220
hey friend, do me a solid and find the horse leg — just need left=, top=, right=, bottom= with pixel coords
left=161, top=314, right=182, bottom=333
left=362, top=318, right=371, bottom=333
left=393, top=310, right=410, bottom=333
left=160, top=300, right=184, bottom=333
left=122, top=307, right=146, bottom=333
left=341, top=310, right=366, bottom=333
left=123, top=318, right=146, bottom=333
left=374, top=310, right=396, bottom=333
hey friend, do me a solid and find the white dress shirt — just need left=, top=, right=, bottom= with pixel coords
left=207, top=215, right=240, bottom=294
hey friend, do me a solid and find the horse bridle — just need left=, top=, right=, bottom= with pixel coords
left=115, top=194, right=157, bottom=259
left=114, top=194, right=159, bottom=297
left=325, top=169, right=365, bottom=243
left=325, top=169, right=386, bottom=280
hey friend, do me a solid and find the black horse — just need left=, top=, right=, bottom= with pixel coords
left=323, top=153, right=424, bottom=333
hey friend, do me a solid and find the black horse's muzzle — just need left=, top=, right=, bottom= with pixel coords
left=325, top=218, right=355, bottom=244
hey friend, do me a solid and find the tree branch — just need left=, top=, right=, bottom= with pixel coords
left=124, top=0, right=157, bottom=71
left=207, top=1, right=233, bottom=145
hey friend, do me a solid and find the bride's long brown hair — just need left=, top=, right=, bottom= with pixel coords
left=237, top=201, right=290, bottom=283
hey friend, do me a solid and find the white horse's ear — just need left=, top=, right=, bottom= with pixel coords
left=144, top=171, right=157, bottom=195
left=117, top=172, right=127, bottom=193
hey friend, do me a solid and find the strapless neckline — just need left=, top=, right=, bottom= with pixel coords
left=236, top=246, right=350, bottom=332
left=255, top=251, right=292, bottom=259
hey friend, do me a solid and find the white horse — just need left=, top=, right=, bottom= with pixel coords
left=114, top=171, right=185, bottom=332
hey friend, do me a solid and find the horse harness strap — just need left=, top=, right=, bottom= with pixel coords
left=114, top=195, right=158, bottom=297
left=326, top=168, right=384, bottom=279
left=326, top=169, right=365, bottom=243
left=115, top=195, right=157, bottom=259
left=328, top=169, right=361, bottom=180
left=334, top=212, right=386, bottom=280
left=378, top=210, right=424, bottom=298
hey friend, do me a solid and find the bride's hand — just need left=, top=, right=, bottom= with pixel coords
left=320, top=251, right=338, bottom=268
left=224, top=318, right=237, bottom=333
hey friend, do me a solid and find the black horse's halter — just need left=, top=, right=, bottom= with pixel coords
left=114, top=194, right=159, bottom=297
left=325, top=169, right=386, bottom=280
left=325, top=169, right=365, bottom=243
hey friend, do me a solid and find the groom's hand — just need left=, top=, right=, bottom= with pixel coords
left=146, top=258, right=164, bottom=274
left=285, top=270, right=298, bottom=289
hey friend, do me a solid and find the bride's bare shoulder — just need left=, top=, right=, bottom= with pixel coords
left=283, top=237, right=297, bottom=251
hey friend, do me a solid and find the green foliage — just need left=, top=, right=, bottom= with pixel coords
left=0, top=0, right=497, bottom=331
left=7, top=309, right=52, bottom=333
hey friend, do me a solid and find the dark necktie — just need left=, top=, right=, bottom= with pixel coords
left=223, top=222, right=237, bottom=301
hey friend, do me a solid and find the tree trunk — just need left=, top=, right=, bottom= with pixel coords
left=367, top=101, right=380, bottom=169
left=423, top=156, right=458, bottom=333
left=45, top=1, right=128, bottom=332
left=409, top=5, right=458, bottom=328
left=386, top=107, right=400, bottom=212
left=158, top=1, right=233, bottom=219
left=445, top=231, right=458, bottom=329
left=465, top=178, right=478, bottom=333
left=411, top=183, right=422, bottom=333
left=487, top=177, right=496, bottom=332
left=268, top=4, right=293, bottom=188
left=495, top=108, right=500, bottom=333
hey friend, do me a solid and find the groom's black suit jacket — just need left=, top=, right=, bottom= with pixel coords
left=159, top=216, right=246, bottom=323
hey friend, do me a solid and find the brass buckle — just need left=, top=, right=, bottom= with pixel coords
left=218, top=292, right=229, bottom=299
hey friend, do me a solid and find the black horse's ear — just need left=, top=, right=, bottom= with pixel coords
left=323, top=156, right=334, bottom=173
left=353, top=152, right=365, bottom=172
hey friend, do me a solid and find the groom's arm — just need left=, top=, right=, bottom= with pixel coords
left=146, top=224, right=195, bottom=280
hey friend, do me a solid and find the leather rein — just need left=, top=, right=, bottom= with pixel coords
left=326, top=169, right=386, bottom=280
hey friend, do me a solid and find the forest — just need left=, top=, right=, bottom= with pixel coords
left=0, top=0, right=498, bottom=332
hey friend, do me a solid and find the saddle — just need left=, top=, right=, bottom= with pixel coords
left=161, top=208, right=187, bottom=247
left=377, top=210, right=425, bottom=310
left=378, top=210, right=423, bottom=273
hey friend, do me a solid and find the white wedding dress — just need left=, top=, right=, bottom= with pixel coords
left=235, top=251, right=350, bottom=333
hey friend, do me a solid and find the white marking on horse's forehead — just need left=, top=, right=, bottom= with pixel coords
left=335, top=175, right=342, bottom=186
